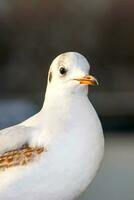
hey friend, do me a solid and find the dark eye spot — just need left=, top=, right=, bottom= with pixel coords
left=59, top=67, right=67, bottom=75
left=49, top=72, right=52, bottom=82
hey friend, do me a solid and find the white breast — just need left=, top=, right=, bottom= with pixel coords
left=0, top=96, right=104, bottom=200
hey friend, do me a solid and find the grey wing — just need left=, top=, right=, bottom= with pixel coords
left=0, top=125, right=33, bottom=155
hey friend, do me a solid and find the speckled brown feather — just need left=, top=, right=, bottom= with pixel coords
left=0, top=145, right=45, bottom=170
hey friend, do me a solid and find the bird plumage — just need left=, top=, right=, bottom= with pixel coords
left=0, top=145, right=44, bottom=170
left=0, top=52, right=104, bottom=200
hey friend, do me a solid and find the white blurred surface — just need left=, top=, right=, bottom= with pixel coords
left=79, top=134, right=134, bottom=200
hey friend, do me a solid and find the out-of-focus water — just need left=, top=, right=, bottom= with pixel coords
left=79, top=134, right=134, bottom=200
left=0, top=99, right=38, bottom=129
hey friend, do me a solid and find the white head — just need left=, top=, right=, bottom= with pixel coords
left=45, top=52, right=98, bottom=98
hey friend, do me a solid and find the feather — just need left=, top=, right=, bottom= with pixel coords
left=0, top=145, right=45, bottom=170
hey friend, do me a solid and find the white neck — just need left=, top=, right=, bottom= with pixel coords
left=43, top=83, right=88, bottom=107
left=29, top=85, right=91, bottom=147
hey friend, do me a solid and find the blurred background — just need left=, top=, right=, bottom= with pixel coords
left=0, top=0, right=133, bottom=199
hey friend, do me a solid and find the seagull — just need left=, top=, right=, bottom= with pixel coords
left=0, top=52, right=104, bottom=200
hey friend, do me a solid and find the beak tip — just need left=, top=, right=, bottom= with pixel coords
left=74, top=75, right=99, bottom=86
left=95, top=79, right=99, bottom=86
left=90, top=77, right=99, bottom=86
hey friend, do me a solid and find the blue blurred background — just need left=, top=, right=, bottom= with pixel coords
left=0, top=0, right=133, bottom=199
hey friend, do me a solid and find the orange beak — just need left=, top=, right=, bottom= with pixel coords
left=74, top=75, right=99, bottom=86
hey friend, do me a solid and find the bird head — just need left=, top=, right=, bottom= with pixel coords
left=46, top=52, right=98, bottom=97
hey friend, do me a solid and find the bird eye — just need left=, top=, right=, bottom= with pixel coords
left=59, top=67, right=67, bottom=76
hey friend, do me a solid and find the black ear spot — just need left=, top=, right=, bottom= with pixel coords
left=49, top=72, right=52, bottom=82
